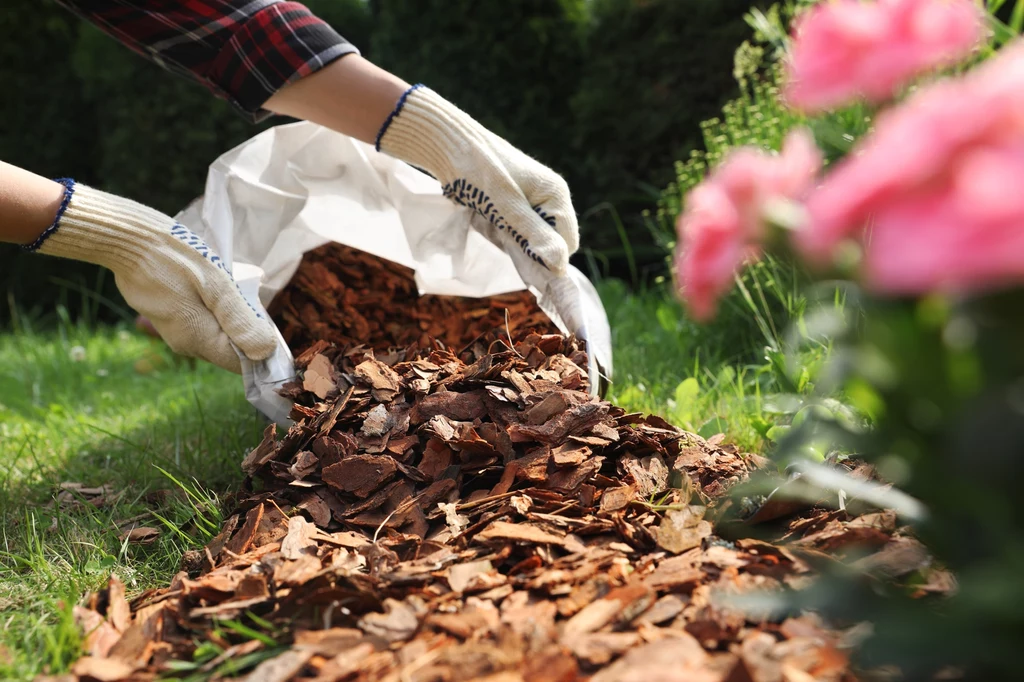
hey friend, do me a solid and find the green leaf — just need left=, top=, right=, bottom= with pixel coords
left=1012, top=0, right=1024, bottom=32
left=656, top=304, right=679, bottom=333
left=698, top=417, right=729, bottom=439
left=766, top=424, right=791, bottom=443
left=764, top=347, right=799, bottom=393
left=672, top=378, right=700, bottom=425
left=218, top=619, right=278, bottom=647
left=791, top=404, right=834, bottom=429
left=750, top=415, right=774, bottom=438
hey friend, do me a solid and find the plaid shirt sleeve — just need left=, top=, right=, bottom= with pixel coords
left=54, top=1, right=359, bottom=122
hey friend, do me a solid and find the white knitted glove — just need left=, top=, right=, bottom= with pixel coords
left=376, top=85, right=580, bottom=276
left=27, top=180, right=277, bottom=374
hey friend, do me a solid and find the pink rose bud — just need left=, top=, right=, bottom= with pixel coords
left=800, top=43, right=1024, bottom=295
left=784, top=0, right=985, bottom=113
left=677, top=130, right=822, bottom=320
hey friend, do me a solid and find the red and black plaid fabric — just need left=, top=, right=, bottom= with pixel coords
left=54, top=1, right=358, bottom=122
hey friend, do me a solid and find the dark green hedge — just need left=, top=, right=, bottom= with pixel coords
left=2, top=0, right=753, bottom=324
left=369, top=0, right=588, bottom=180
left=571, top=0, right=760, bottom=259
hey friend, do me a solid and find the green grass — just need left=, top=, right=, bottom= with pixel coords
left=600, top=258, right=837, bottom=453
left=0, top=313, right=265, bottom=680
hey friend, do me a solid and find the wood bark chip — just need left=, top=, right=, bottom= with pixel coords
left=354, top=359, right=402, bottom=403
left=223, top=503, right=263, bottom=556
left=61, top=246, right=928, bottom=682
left=280, top=515, right=318, bottom=560
left=302, top=354, right=339, bottom=399
left=322, top=455, right=398, bottom=498
left=476, top=521, right=567, bottom=546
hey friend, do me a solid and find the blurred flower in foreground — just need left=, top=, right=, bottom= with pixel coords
left=784, top=0, right=985, bottom=113
left=800, top=43, right=1024, bottom=294
left=676, top=129, right=821, bottom=320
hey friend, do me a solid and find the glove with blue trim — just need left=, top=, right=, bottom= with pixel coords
left=26, top=180, right=277, bottom=373
left=376, top=85, right=580, bottom=278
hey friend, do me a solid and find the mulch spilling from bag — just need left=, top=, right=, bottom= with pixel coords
left=268, top=243, right=558, bottom=354
left=54, top=247, right=949, bottom=682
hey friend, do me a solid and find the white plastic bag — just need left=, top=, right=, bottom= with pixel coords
left=175, top=121, right=612, bottom=426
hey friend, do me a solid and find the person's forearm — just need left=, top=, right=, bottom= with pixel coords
left=0, top=162, right=67, bottom=246
left=264, top=55, right=410, bottom=145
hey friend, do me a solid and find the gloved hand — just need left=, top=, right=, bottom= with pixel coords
left=375, top=85, right=580, bottom=278
left=27, top=180, right=277, bottom=373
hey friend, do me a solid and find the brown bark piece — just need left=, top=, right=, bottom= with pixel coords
left=524, top=392, right=573, bottom=425
left=240, top=648, right=313, bottom=682
left=281, top=515, right=318, bottom=560
left=274, top=554, right=323, bottom=587
left=105, top=575, right=131, bottom=634
left=241, top=423, right=278, bottom=475
left=288, top=450, right=319, bottom=480
left=303, top=354, right=339, bottom=399
left=551, top=442, right=591, bottom=468
left=599, top=485, right=635, bottom=513
left=322, top=455, right=398, bottom=498
left=296, top=492, right=331, bottom=528
left=252, top=503, right=290, bottom=548
left=644, top=554, right=705, bottom=591
left=447, top=560, right=495, bottom=593
left=293, top=628, right=367, bottom=657
left=508, top=401, right=610, bottom=444
left=73, top=606, right=121, bottom=659
left=354, top=359, right=402, bottom=403
left=223, top=503, right=264, bottom=557
left=590, top=635, right=711, bottom=682
left=412, top=389, right=490, bottom=423
left=475, top=521, right=566, bottom=545
left=359, top=598, right=420, bottom=643
left=419, top=440, right=453, bottom=480
left=658, top=508, right=713, bottom=555
left=561, top=584, right=654, bottom=637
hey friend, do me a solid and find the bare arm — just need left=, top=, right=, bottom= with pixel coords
left=264, top=55, right=410, bottom=146
left=0, top=162, right=67, bottom=246
left=0, top=58, right=404, bottom=247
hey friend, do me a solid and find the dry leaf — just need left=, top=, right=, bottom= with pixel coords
left=119, top=526, right=160, bottom=545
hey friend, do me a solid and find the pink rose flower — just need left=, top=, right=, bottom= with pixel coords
left=800, top=43, right=1024, bottom=294
left=676, top=130, right=822, bottom=320
left=784, top=0, right=985, bottom=113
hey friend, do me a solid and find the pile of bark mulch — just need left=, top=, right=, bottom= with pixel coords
left=267, top=243, right=559, bottom=354
left=53, top=247, right=951, bottom=682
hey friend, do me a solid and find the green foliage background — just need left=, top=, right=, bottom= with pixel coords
left=1, top=0, right=757, bottom=324
left=571, top=0, right=757, bottom=259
